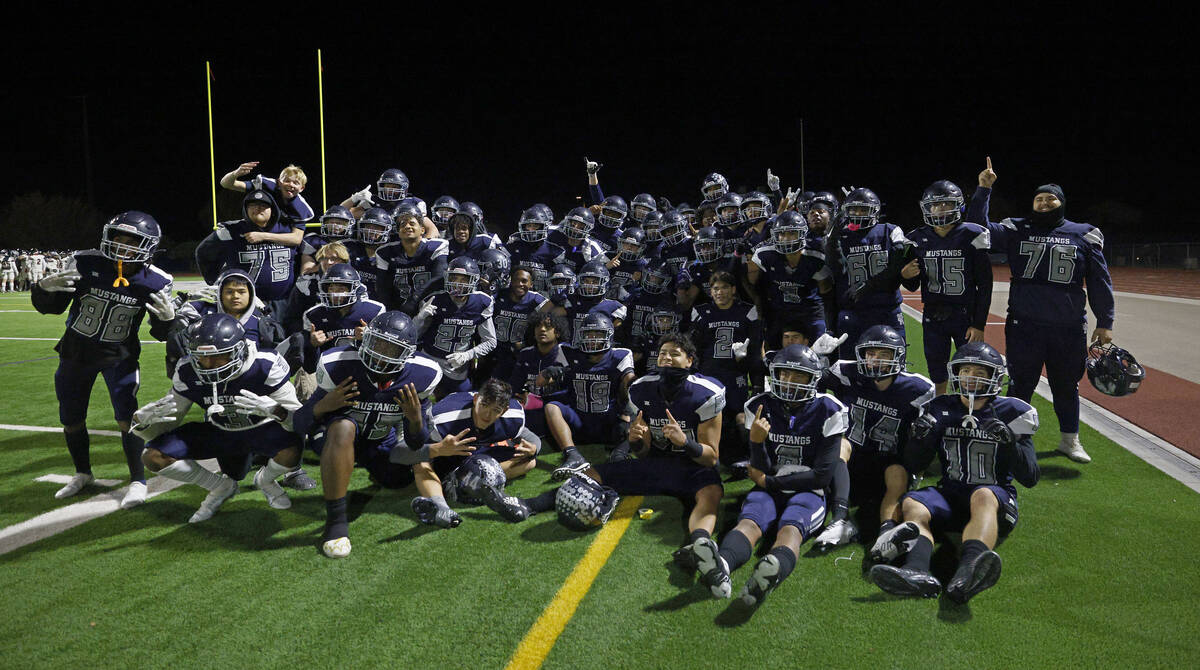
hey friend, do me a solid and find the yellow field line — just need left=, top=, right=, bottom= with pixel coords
left=504, top=495, right=644, bottom=670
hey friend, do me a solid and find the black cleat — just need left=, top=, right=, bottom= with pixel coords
left=552, top=452, right=591, bottom=481
left=945, top=549, right=1002, bottom=604
left=480, top=484, right=530, bottom=523
left=672, top=543, right=700, bottom=571
left=869, top=564, right=942, bottom=598
left=869, top=521, right=920, bottom=564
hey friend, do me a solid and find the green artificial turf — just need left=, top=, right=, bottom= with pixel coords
left=1, top=301, right=1197, bottom=668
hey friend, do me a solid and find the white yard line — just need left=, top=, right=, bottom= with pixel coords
left=35, top=474, right=123, bottom=487
left=0, top=424, right=124, bottom=437
left=0, top=337, right=163, bottom=344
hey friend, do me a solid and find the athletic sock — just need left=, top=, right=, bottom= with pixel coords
left=689, top=528, right=711, bottom=545
left=768, top=546, right=798, bottom=581
left=829, top=459, right=850, bottom=522
left=64, top=429, right=92, bottom=475
left=523, top=489, right=558, bottom=514
left=121, top=431, right=146, bottom=483
left=432, top=495, right=451, bottom=510
left=159, top=459, right=226, bottom=491
left=959, top=539, right=989, bottom=567
left=324, top=497, right=349, bottom=541
left=903, top=536, right=934, bottom=573
left=717, top=529, right=754, bottom=572
left=261, top=458, right=291, bottom=482
left=563, top=446, right=584, bottom=461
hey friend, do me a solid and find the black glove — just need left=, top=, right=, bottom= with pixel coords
left=979, top=417, right=1015, bottom=446
left=550, top=290, right=569, bottom=307
left=540, top=365, right=565, bottom=386
left=910, top=413, right=938, bottom=442
left=657, top=196, right=673, bottom=212
left=612, top=417, right=630, bottom=444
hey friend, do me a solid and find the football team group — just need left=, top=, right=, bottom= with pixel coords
left=27, top=155, right=1140, bottom=607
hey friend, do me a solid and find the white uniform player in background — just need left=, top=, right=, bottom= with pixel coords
left=27, top=251, right=46, bottom=286
left=44, top=252, right=61, bottom=275
left=1, top=253, right=17, bottom=292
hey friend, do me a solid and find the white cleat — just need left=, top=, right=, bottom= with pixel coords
left=322, top=537, right=352, bottom=559
left=814, top=518, right=860, bottom=550
left=188, top=476, right=238, bottom=523
left=120, top=481, right=148, bottom=509
left=254, top=467, right=292, bottom=510
left=1057, top=434, right=1092, bottom=463
left=55, top=473, right=94, bottom=499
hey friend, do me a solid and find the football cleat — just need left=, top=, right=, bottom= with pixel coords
left=280, top=468, right=318, bottom=490
left=54, top=472, right=94, bottom=499
left=322, top=537, right=352, bottom=559
left=254, top=467, right=292, bottom=510
left=672, top=543, right=699, bottom=571
left=869, top=521, right=921, bottom=563
left=814, top=518, right=860, bottom=550
left=120, top=481, right=147, bottom=509
left=1057, top=434, right=1092, bottom=463
left=552, top=452, right=591, bottom=481
left=693, top=537, right=731, bottom=599
left=480, top=485, right=530, bottom=523
left=441, top=470, right=460, bottom=503
left=412, top=497, right=461, bottom=528
left=740, top=554, right=784, bottom=606
left=188, top=476, right=238, bottom=523
left=868, top=564, right=942, bottom=598
left=945, top=550, right=1003, bottom=604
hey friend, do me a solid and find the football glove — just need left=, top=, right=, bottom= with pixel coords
left=146, top=289, right=176, bottom=321
left=351, top=185, right=375, bottom=209
left=232, top=389, right=280, bottom=419
left=191, top=285, right=219, bottom=304
left=979, top=417, right=1015, bottom=446
left=38, top=269, right=82, bottom=293
left=133, top=396, right=179, bottom=428
left=731, top=338, right=751, bottom=361
left=445, top=352, right=471, bottom=370
left=540, top=364, right=566, bottom=386
left=810, top=332, right=848, bottom=357
left=767, top=169, right=780, bottom=192
left=910, top=413, right=939, bottom=442
left=585, top=156, right=602, bottom=175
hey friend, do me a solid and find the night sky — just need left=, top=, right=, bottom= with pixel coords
left=4, top=8, right=1191, bottom=253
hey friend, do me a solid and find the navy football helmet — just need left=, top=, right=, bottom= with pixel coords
left=630, top=193, right=657, bottom=224
left=576, top=312, right=615, bottom=353
left=796, top=190, right=817, bottom=215
left=430, top=195, right=461, bottom=232
left=947, top=342, right=1008, bottom=398
left=359, top=311, right=419, bottom=375
left=577, top=260, right=610, bottom=298
left=376, top=168, right=409, bottom=201
left=357, top=207, right=394, bottom=246
left=446, top=256, right=481, bottom=297
left=677, top=202, right=696, bottom=225
left=477, top=248, right=511, bottom=294
left=855, top=325, right=906, bottom=379
left=716, top=192, right=744, bottom=228
left=809, top=191, right=839, bottom=213
left=1087, top=343, right=1145, bottom=397
left=563, top=207, right=595, bottom=242
left=618, top=226, right=646, bottom=261
left=693, top=226, right=723, bottom=264
left=641, top=210, right=664, bottom=243
left=598, top=196, right=629, bottom=230
left=459, top=201, right=486, bottom=236
left=318, top=263, right=363, bottom=309
left=769, top=344, right=823, bottom=402
left=920, top=180, right=965, bottom=227
left=701, top=172, right=729, bottom=202
left=741, top=191, right=772, bottom=223
left=771, top=211, right=809, bottom=254
left=549, top=264, right=577, bottom=296
left=660, top=210, right=690, bottom=246
left=101, top=211, right=161, bottom=263
left=531, top=203, right=554, bottom=226
left=187, top=313, right=248, bottom=384
left=640, top=264, right=672, bottom=294
left=450, top=454, right=507, bottom=506
left=650, top=307, right=680, bottom=336
left=841, top=188, right=882, bottom=229
left=392, top=198, right=425, bottom=225
left=517, top=207, right=548, bottom=243
left=319, top=205, right=355, bottom=240
left=556, top=474, right=619, bottom=531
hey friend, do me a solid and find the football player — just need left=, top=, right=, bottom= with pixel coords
left=747, top=211, right=832, bottom=347
left=303, top=264, right=385, bottom=355
left=157, top=269, right=276, bottom=377
left=967, top=158, right=1114, bottom=463
left=657, top=210, right=695, bottom=275
left=868, top=342, right=1039, bottom=603
left=608, top=226, right=648, bottom=298
left=429, top=195, right=461, bottom=236
left=490, top=267, right=552, bottom=385
left=219, top=161, right=315, bottom=224
left=342, top=168, right=437, bottom=238
left=904, top=180, right=993, bottom=395
left=593, top=195, right=629, bottom=254
left=409, top=378, right=539, bottom=527
left=507, top=207, right=567, bottom=295
left=561, top=260, right=627, bottom=338
left=31, top=212, right=174, bottom=509
left=298, top=205, right=355, bottom=275
left=445, top=210, right=501, bottom=263
left=694, top=344, right=848, bottom=606
left=292, top=311, right=443, bottom=558
left=373, top=203, right=449, bottom=313
left=629, top=193, right=658, bottom=226
left=624, top=264, right=676, bottom=355
left=701, top=172, right=730, bottom=203
left=813, top=326, right=934, bottom=550
left=413, top=256, right=497, bottom=395
left=27, top=249, right=46, bottom=287
left=1, top=252, right=17, bottom=292
left=548, top=207, right=607, bottom=274
left=133, top=313, right=303, bottom=523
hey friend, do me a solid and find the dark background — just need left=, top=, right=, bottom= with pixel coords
left=3, top=6, right=1191, bottom=265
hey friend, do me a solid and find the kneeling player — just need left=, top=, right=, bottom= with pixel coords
left=408, top=378, right=540, bottom=527
left=293, top=311, right=443, bottom=558
left=694, top=344, right=848, bottom=606
left=868, top=342, right=1039, bottom=603
left=133, top=314, right=302, bottom=523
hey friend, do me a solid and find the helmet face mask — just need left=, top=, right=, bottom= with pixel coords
left=320, top=206, right=354, bottom=239
left=650, top=309, right=679, bottom=336
left=701, top=172, right=729, bottom=202
left=693, top=226, right=723, bottom=263
left=1087, top=343, right=1145, bottom=397
left=619, top=235, right=644, bottom=261
left=661, top=221, right=688, bottom=246
left=358, top=312, right=419, bottom=376
left=841, top=188, right=882, bottom=229
left=357, top=223, right=391, bottom=246
left=577, top=263, right=609, bottom=298
left=641, top=267, right=671, bottom=293
left=101, top=213, right=161, bottom=263
left=564, top=208, right=595, bottom=241
left=598, top=196, right=628, bottom=229
left=376, top=169, right=409, bottom=202
left=856, top=344, right=905, bottom=378
left=518, top=210, right=547, bottom=242
left=187, top=314, right=248, bottom=385
left=920, top=181, right=965, bottom=227
left=447, top=270, right=478, bottom=297
left=769, top=344, right=822, bottom=402
left=741, top=192, right=770, bottom=222
left=576, top=324, right=613, bottom=353
left=771, top=211, right=809, bottom=254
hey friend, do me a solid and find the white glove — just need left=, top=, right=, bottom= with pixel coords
left=351, top=185, right=375, bottom=209
left=418, top=301, right=438, bottom=320
left=840, top=185, right=856, bottom=197
left=38, top=269, right=82, bottom=293
left=585, top=156, right=602, bottom=175
left=206, top=403, right=226, bottom=421
left=193, top=285, right=219, bottom=304
left=767, top=169, right=780, bottom=192
left=810, top=332, right=849, bottom=357
left=233, top=389, right=280, bottom=419
left=146, top=289, right=176, bottom=321
left=732, top=338, right=750, bottom=361
left=445, top=351, right=471, bottom=369
left=784, top=187, right=798, bottom=206
left=134, top=396, right=179, bottom=427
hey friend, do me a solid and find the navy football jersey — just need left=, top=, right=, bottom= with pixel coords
left=556, top=344, right=635, bottom=417
left=743, top=392, right=849, bottom=476
left=828, top=224, right=911, bottom=310
left=548, top=230, right=606, bottom=274
left=306, top=346, right=442, bottom=443
left=917, top=394, right=1039, bottom=489
left=659, top=238, right=696, bottom=274
left=506, top=237, right=567, bottom=294
left=430, top=391, right=526, bottom=447
left=610, top=257, right=648, bottom=297
left=689, top=300, right=762, bottom=379
left=238, top=176, right=315, bottom=223
left=300, top=232, right=331, bottom=258
left=510, top=343, right=569, bottom=395
left=624, top=285, right=675, bottom=344
left=493, top=289, right=549, bottom=355
left=172, top=348, right=294, bottom=432
left=564, top=295, right=627, bottom=338
left=343, top=240, right=386, bottom=300
left=447, top=234, right=500, bottom=262
left=416, top=291, right=496, bottom=379
left=302, top=298, right=386, bottom=352
left=751, top=243, right=830, bottom=316
left=212, top=219, right=303, bottom=300
left=629, top=372, right=726, bottom=456
left=820, top=361, right=934, bottom=454
left=374, top=238, right=450, bottom=304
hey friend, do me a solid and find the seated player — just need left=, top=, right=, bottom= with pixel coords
left=541, top=313, right=635, bottom=479
left=374, top=202, right=449, bottom=313
left=413, top=256, right=497, bottom=395
left=694, top=344, right=848, bottom=605
left=303, top=264, right=385, bottom=355
left=812, top=325, right=934, bottom=550
left=292, top=311, right=443, bottom=558
left=868, top=342, right=1039, bottom=603
left=408, top=378, right=541, bottom=528
left=133, top=313, right=303, bottom=523
left=31, top=212, right=175, bottom=509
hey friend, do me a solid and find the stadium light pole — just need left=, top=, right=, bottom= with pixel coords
left=798, top=116, right=805, bottom=193
left=68, top=95, right=95, bottom=206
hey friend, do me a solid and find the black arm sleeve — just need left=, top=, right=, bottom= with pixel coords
left=902, top=430, right=939, bottom=476
left=194, top=232, right=224, bottom=285
left=31, top=283, right=72, bottom=315
left=417, top=256, right=448, bottom=300
left=971, top=247, right=994, bottom=331
left=854, top=242, right=918, bottom=301
left=376, top=268, right=396, bottom=310
left=1009, top=436, right=1041, bottom=489
left=291, top=388, right=327, bottom=438
left=764, top=433, right=840, bottom=492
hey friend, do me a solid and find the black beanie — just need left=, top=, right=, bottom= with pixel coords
left=1030, top=184, right=1065, bottom=227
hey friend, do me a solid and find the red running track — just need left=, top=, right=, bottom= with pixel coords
left=991, top=265, right=1200, bottom=300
